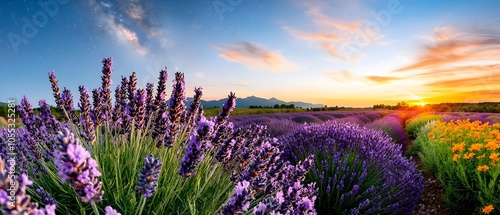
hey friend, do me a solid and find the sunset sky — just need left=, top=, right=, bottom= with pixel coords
left=1, top=0, right=500, bottom=107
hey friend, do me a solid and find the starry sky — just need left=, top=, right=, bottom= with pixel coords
left=1, top=0, right=500, bottom=107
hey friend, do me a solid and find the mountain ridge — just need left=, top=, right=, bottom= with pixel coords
left=197, top=95, right=324, bottom=108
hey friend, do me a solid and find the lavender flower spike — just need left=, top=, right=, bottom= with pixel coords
left=136, top=154, right=163, bottom=198
left=48, top=70, right=63, bottom=110
left=216, top=92, right=237, bottom=126
left=54, top=128, right=104, bottom=204
left=165, top=72, right=187, bottom=147
left=100, top=57, right=113, bottom=119
left=179, top=117, right=215, bottom=177
left=219, top=180, right=255, bottom=215
left=36, top=186, right=57, bottom=205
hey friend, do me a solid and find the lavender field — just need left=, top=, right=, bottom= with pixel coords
left=2, top=1, right=500, bottom=214
left=2, top=58, right=500, bottom=214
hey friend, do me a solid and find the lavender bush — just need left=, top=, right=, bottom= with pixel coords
left=365, top=112, right=407, bottom=150
left=282, top=121, right=423, bottom=214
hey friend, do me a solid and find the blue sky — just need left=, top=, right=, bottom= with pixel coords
left=1, top=0, right=500, bottom=107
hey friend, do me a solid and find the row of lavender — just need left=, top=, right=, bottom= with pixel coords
left=229, top=111, right=388, bottom=137
left=437, top=112, right=500, bottom=124
left=0, top=58, right=317, bottom=214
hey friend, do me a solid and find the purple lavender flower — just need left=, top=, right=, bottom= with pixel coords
left=100, top=58, right=113, bottom=120
left=105, top=206, right=122, bottom=215
left=219, top=180, right=254, bottom=215
left=61, top=87, right=78, bottom=124
left=145, top=82, right=155, bottom=121
left=79, top=86, right=96, bottom=143
left=136, top=154, right=162, bottom=198
left=165, top=72, right=187, bottom=147
left=48, top=70, right=63, bottom=111
left=154, top=68, right=168, bottom=110
left=186, top=87, right=203, bottom=131
left=152, top=102, right=170, bottom=147
left=35, top=186, right=57, bottom=205
left=18, top=96, right=41, bottom=138
left=132, top=89, right=147, bottom=130
left=252, top=197, right=281, bottom=215
left=38, top=99, right=61, bottom=135
left=53, top=128, right=104, bottom=204
left=111, top=85, right=124, bottom=128
left=38, top=100, right=62, bottom=160
left=92, top=88, right=104, bottom=127
left=216, top=92, right=237, bottom=127
left=128, top=72, right=138, bottom=104
left=179, top=117, right=215, bottom=177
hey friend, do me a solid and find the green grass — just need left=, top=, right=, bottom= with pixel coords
left=405, top=113, right=442, bottom=140
left=32, top=123, right=234, bottom=215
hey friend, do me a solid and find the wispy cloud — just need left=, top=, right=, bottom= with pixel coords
left=394, top=26, right=500, bottom=72
left=100, top=13, right=149, bottom=55
left=283, top=3, right=383, bottom=62
left=323, top=69, right=356, bottom=82
left=214, top=42, right=301, bottom=72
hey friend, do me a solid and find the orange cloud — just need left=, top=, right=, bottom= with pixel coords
left=425, top=75, right=500, bottom=89
left=366, top=76, right=401, bottom=84
left=214, top=42, right=301, bottom=72
left=415, top=64, right=500, bottom=78
left=394, top=27, right=500, bottom=72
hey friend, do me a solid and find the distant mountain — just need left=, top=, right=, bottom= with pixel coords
left=0, top=102, right=7, bottom=106
left=197, top=96, right=324, bottom=108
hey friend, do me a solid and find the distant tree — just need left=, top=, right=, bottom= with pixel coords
left=395, top=101, right=409, bottom=110
left=438, top=105, right=451, bottom=112
left=0, top=105, right=6, bottom=118
left=274, top=104, right=280, bottom=109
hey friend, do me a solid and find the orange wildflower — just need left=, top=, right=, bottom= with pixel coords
left=451, top=143, right=465, bottom=153
left=469, top=144, right=483, bottom=152
left=490, top=153, right=499, bottom=163
left=478, top=165, right=489, bottom=172
left=452, top=154, right=460, bottom=162
left=463, top=153, right=475, bottom=159
left=482, top=204, right=494, bottom=214
left=485, top=141, right=500, bottom=151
